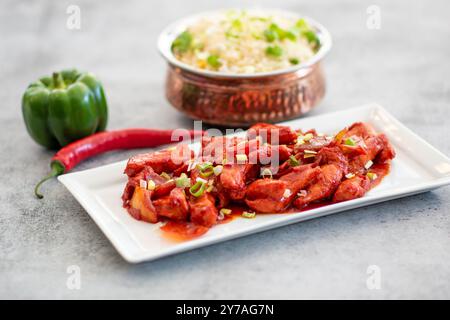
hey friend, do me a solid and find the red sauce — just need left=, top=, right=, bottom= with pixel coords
left=368, top=163, right=390, bottom=189
left=160, top=221, right=209, bottom=242
left=218, top=205, right=247, bottom=224
left=160, top=162, right=391, bottom=241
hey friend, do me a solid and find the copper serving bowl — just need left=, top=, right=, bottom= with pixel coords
left=158, top=10, right=332, bottom=127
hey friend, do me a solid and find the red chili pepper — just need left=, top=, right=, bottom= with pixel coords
left=35, top=128, right=204, bottom=199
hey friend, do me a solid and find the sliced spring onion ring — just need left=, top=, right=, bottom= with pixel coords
left=220, top=208, right=232, bottom=215
left=289, top=155, right=300, bottom=167
left=197, top=161, right=212, bottom=170
left=261, top=168, right=273, bottom=179
left=175, top=173, right=191, bottom=188
left=304, top=149, right=317, bottom=154
left=344, top=138, right=356, bottom=146
left=189, top=180, right=207, bottom=197
left=213, top=165, right=223, bottom=176
left=297, top=190, right=307, bottom=197
left=302, top=133, right=314, bottom=141
left=364, top=160, right=374, bottom=170
left=242, top=211, right=256, bottom=219
left=160, top=172, right=171, bottom=180
left=206, top=182, right=214, bottom=193
left=236, top=154, right=248, bottom=163
left=345, top=173, right=355, bottom=179
left=367, top=172, right=378, bottom=180
left=139, top=179, right=147, bottom=189
left=147, top=180, right=156, bottom=191
left=196, top=177, right=208, bottom=184
left=296, top=137, right=305, bottom=145
left=198, top=162, right=214, bottom=177
left=303, top=154, right=316, bottom=159
left=283, top=189, right=292, bottom=198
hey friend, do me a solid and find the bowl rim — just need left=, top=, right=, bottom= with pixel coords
left=157, top=8, right=332, bottom=79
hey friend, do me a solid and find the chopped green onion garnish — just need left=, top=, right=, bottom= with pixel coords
left=139, top=179, right=147, bottom=189
left=302, top=30, right=320, bottom=50
left=160, top=172, right=171, bottom=180
left=261, top=168, right=273, bottom=179
left=264, top=23, right=296, bottom=42
left=206, top=184, right=214, bottom=193
left=266, top=45, right=283, bottom=58
left=242, top=211, right=256, bottom=219
left=236, top=154, right=248, bottom=163
left=296, top=137, right=305, bottom=145
left=299, top=133, right=314, bottom=141
left=344, top=138, right=356, bottom=146
left=263, top=29, right=277, bottom=42
left=220, top=208, right=232, bottom=215
left=189, top=180, right=207, bottom=197
left=213, top=165, right=223, bottom=176
left=297, top=190, right=307, bottom=197
left=367, top=172, right=378, bottom=180
left=172, top=31, right=192, bottom=54
left=283, top=189, right=292, bottom=198
left=296, top=18, right=308, bottom=29
left=304, top=154, right=316, bottom=159
left=198, top=162, right=214, bottom=177
left=289, top=57, right=300, bottom=65
left=207, top=55, right=222, bottom=69
left=147, top=180, right=156, bottom=191
left=175, top=173, right=191, bottom=188
left=295, top=18, right=320, bottom=50
left=364, top=160, right=374, bottom=170
left=196, top=177, right=208, bottom=184
left=289, top=155, right=300, bottom=167
left=231, top=18, right=243, bottom=30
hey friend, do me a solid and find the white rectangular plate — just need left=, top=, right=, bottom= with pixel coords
left=59, top=103, right=450, bottom=263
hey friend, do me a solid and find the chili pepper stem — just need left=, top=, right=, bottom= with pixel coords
left=52, top=72, right=65, bottom=89
left=35, top=161, right=65, bottom=199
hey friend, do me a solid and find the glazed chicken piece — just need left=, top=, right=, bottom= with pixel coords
left=294, top=147, right=348, bottom=208
left=128, top=186, right=157, bottom=223
left=344, top=122, right=375, bottom=140
left=376, top=134, right=396, bottom=163
left=218, top=163, right=259, bottom=201
left=248, top=143, right=292, bottom=165
left=189, top=193, right=218, bottom=227
left=347, top=135, right=385, bottom=174
left=153, top=188, right=189, bottom=221
left=124, top=144, right=193, bottom=177
left=245, top=164, right=320, bottom=213
left=122, top=166, right=166, bottom=207
left=201, top=136, right=245, bottom=164
left=279, top=164, right=322, bottom=192
left=333, top=175, right=371, bottom=202
left=248, top=123, right=298, bottom=145
left=245, top=179, right=295, bottom=213
left=294, top=134, right=333, bottom=153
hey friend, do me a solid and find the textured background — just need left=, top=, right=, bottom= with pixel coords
left=0, top=0, right=449, bottom=299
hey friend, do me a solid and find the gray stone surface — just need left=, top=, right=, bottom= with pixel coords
left=0, top=0, right=449, bottom=299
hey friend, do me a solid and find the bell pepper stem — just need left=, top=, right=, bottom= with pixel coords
left=35, top=161, right=65, bottom=199
left=52, top=72, right=65, bottom=89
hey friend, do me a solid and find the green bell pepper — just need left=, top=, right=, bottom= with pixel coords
left=22, top=69, right=108, bottom=149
